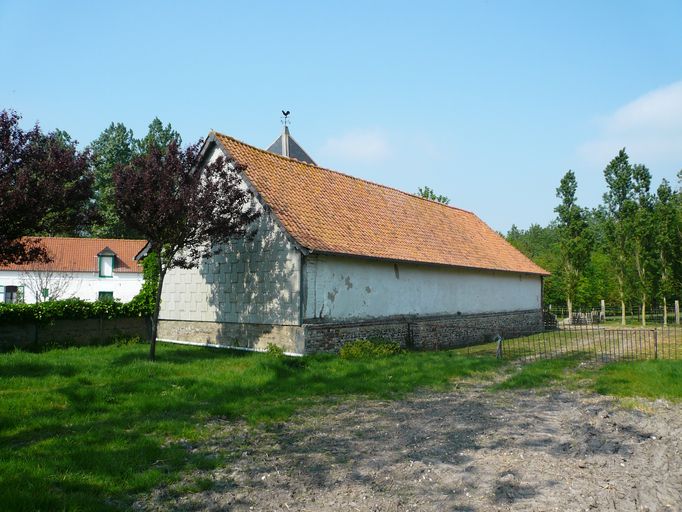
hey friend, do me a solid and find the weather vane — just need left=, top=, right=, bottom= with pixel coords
left=281, top=110, right=291, bottom=126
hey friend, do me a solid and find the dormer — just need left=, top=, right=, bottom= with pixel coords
left=98, top=247, right=116, bottom=278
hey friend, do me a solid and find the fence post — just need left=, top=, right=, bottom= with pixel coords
left=600, top=300, right=606, bottom=322
left=676, top=300, right=680, bottom=325
left=653, top=329, right=658, bottom=360
left=495, top=335, right=503, bottom=359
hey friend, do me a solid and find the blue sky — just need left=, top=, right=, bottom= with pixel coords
left=2, top=1, right=681, bottom=232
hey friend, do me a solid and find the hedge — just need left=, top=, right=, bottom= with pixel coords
left=0, top=297, right=154, bottom=324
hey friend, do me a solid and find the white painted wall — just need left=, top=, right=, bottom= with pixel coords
left=0, top=270, right=143, bottom=304
left=159, top=211, right=301, bottom=326
left=303, top=254, right=542, bottom=321
left=159, top=142, right=302, bottom=326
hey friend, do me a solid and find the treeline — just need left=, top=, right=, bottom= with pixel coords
left=5, top=112, right=182, bottom=240
left=507, top=149, right=682, bottom=324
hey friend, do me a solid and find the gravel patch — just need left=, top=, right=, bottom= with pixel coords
left=135, top=386, right=682, bottom=511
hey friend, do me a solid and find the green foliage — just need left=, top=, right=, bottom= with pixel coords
left=88, top=118, right=181, bottom=237
left=89, top=122, right=137, bottom=237
left=265, top=343, right=285, bottom=358
left=0, top=297, right=152, bottom=324
left=554, top=170, right=592, bottom=313
left=0, top=343, right=500, bottom=510
left=127, top=251, right=159, bottom=315
left=339, top=338, right=404, bottom=359
left=507, top=148, right=682, bottom=313
left=417, top=185, right=450, bottom=204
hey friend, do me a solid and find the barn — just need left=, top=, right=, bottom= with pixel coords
left=157, top=128, right=549, bottom=354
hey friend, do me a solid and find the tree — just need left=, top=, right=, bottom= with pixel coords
left=602, top=149, right=636, bottom=325
left=135, top=117, right=181, bottom=153
left=554, top=170, right=592, bottom=322
left=653, top=179, right=680, bottom=324
left=417, top=186, right=450, bottom=204
left=114, top=139, right=259, bottom=360
left=20, top=266, right=73, bottom=302
left=89, top=123, right=136, bottom=237
left=0, top=109, right=93, bottom=265
left=630, top=164, right=655, bottom=325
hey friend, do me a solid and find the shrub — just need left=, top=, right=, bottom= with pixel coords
left=339, top=338, right=403, bottom=359
left=266, top=343, right=285, bottom=358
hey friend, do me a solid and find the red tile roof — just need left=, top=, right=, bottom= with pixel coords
left=214, top=133, right=549, bottom=276
left=0, top=237, right=147, bottom=273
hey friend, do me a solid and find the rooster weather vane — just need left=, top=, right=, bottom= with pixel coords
left=281, top=110, right=291, bottom=126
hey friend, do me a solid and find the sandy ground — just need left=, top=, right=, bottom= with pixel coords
left=135, top=386, right=682, bottom=511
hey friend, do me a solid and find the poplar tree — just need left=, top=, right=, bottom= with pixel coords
left=554, top=170, right=591, bottom=321
left=602, top=149, right=635, bottom=325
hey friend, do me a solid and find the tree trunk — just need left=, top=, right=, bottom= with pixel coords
left=641, top=296, right=646, bottom=327
left=664, top=297, right=668, bottom=325
left=149, top=254, right=166, bottom=361
left=621, top=300, right=626, bottom=326
left=567, top=296, right=573, bottom=324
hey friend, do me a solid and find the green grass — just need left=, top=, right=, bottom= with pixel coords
left=591, top=360, right=682, bottom=400
left=0, top=342, right=500, bottom=511
left=494, top=353, right=588, bottom=390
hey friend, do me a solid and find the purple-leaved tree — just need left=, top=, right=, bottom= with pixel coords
left=0, top=109, right=93, bottom=265
left=114, top=139, right=259, bottom=360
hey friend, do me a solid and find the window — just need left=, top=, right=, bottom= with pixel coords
left=98, top=291, right=114, bottom=301
left=3, top=285, right=24, bottom=304
left=99, top=255, right=114, bottom=277
left=41, top=288, right=49, bottom=299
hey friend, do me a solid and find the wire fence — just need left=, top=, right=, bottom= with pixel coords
left=493, top=322, right=682, bottom=362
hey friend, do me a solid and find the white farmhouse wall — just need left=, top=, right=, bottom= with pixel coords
left=303, top=254, right=542, bottom=321
left=0, top=270, right=143, bottom=304
left=159, top=211, right=301, bottom=326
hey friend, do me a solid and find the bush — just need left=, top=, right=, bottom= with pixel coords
left=339, top=339, right=403, bottom=359
left=265, top=343, right=285, bottom=358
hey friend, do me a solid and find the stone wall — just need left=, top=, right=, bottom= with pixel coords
left=303, top=309, right=543, bottom=354
left=157, top=319, right=305, bottom=354
left=0, top=317, right=150, bottom=352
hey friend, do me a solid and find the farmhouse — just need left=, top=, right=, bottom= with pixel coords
left=158, top=127, right=548, bottom=354
left=0, top=237, right=147, bottom=304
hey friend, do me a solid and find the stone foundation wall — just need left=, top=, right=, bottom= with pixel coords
left=0, top=317, right=150, bottom=352
left=303, top=309, right=543, bottom=354
left=156, top=309, right=543, bottom=355
left=157, top=319, right=305, bottom=354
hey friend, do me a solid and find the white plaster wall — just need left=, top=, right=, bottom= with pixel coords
left=303, top=255, right=542, bottom=321
left=0, top=270, right=143, bottom=304
left=159, top=211, right=301, bottom=326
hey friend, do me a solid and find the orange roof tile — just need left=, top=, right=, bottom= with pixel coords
left=214, top=133, right=549, bottom=276
left=0, top=237, right=147, bottom=273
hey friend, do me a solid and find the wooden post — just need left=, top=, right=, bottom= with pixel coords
left=600, top=299, right=606, bottom=322
left=496, top=335, right=503, bottom=359
left=676, top=300, right=680, bottom=325
left=653, top=329, right=658, bottom=360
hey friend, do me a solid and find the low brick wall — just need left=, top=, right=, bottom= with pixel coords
left=0, top=317, right=150, bottom=351
left=303, top=309, right=543, bottom=354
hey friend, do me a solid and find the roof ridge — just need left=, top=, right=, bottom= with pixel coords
left=213, top=131, right=473, bottom=215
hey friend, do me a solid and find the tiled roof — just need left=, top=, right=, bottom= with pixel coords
left=0, top=237, right=147, bottom=273
left=214, top=133, right=549, bottom=276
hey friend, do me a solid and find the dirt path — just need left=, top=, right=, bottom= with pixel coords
left=136, top=387, right=682, bottom=511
